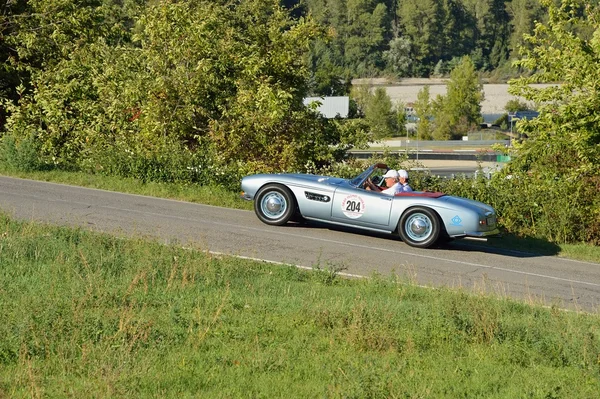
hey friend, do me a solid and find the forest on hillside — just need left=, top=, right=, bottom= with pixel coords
left=299, top=0, right=549, bottom=94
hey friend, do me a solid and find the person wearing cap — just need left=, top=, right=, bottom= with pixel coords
left=365, top=169, right=400, bottom=195
left=397, top=169, right=413, bottom=192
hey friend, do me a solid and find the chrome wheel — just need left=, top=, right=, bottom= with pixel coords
left=260, top=192, right=288, bottom=220
left=254, top=184, right=296, bottom=226
left=398, top=207, right=440, bottom=248
left=404, top=213, right=433, bottom=242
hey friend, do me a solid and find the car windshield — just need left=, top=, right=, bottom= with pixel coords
left=350, top=170, right=368, bottom=187
left=349, top=164, right=388, bottom=188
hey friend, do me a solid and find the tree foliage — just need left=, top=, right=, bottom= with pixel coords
left=500, top=0, right=600, bottom=244
left=414, top=86, right=433, bottom=140
left=432, top=56, right=483, bottom=139
left=509, top=0, right=600, bottom=175
left=2, top=0, right=369, bottom=183
left=365, top=87, right=397, bottom=139
left=506, top=0, right=546, bottom=59
left=1, top=0, right=29, bottom=131
left=300, top=0, right=517, bottom=83
left=3, top=0, right=555, bottom=110
left=3, top=0, right=141, bottom=166
left=382, top=36, right=412, bottom=78
left=351, top=85, right=400, bottom=140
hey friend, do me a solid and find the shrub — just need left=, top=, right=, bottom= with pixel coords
left=424, top=168, right=600, bottom=245
left=0, top=131, right=44, bottom=172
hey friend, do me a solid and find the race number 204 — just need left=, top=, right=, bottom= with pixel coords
left=341, top=195, right=366, bottom=219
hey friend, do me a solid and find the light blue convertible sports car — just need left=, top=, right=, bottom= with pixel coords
left=241, top=163, right=499, bottom=248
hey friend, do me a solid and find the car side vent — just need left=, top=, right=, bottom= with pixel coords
left=305, top=192, right=331, bottom=203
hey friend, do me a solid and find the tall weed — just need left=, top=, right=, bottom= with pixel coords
left=0, top=131, right=44, bottom=172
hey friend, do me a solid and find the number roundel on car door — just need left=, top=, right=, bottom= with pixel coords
left=341, top=194, right=366, bottom=219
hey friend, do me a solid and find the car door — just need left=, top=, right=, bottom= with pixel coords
left=331, top=187, right=394, bottom=228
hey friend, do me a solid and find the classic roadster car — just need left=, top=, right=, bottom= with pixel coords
left=241, top=164, right=499, bottom=248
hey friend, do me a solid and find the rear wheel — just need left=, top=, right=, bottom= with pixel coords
left=398, top=207, right=440, bottom=248
left=254, top=184, right=296, bottom=226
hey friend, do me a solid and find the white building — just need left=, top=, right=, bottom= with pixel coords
left=303, top=96, right=349, bottom=118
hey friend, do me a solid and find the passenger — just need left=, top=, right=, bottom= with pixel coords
left=365, top=169, right=400, bottom=195
left=397, top=169, right=413, bottom=192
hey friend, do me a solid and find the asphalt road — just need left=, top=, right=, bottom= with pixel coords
left=1, top=175, right=599, bottom=312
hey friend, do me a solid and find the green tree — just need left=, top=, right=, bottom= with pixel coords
left=383, top=36, right=412, bottom=77
left=440, top=0, right=476, bottom=61
left=413, top=86, right=433, bottom=140
left=350, top=84, right=398, bottom=140
left=504, top=99, right=531, bottom=113
left=304, top=0, right=394, bottom=81
left=6, top=0, right=140, bottom=72
left=506, top=0, right=545, bottom=59
left=1, top=0, right=29, bottom=132
left=350, top=84, right=372, bottom=117
left=303, top=0, right=349, bottom=95
left=431, top=95, right=453, bottom=140
left=508, top=0, right=600, bottom=176
left=364, top=87, right=397, bottom=140
left=432, top=56, right=483, bottom=139
left=3, top=0, right=142, bottom=166
left=307, top=41, right=350, bottom=96
left=500, top=0, right=600, bottom=244
left=4, top=0, right=368, bottom=181
left=344, top=1, right=389, bottom=76
left=392, top=102, right=408, bottom=137
left=459, top=0, right=511, bottom=70
left=398, top=0, right=445, bottom=75
left=394, top=101, right=407, bottom=138
left=508, top=0, right=599, bottom=172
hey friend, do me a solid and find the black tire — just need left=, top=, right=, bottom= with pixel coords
left=254, top=184, right=296, bottom=226
left=398, top=207, right=441, bottom=248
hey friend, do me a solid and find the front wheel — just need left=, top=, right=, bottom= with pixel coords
left=398, top=207, right=440, bottom=248
left=254, top=184, right=296, bottom=226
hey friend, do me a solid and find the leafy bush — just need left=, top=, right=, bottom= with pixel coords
left=496, top=0, right=600, bottom=244
left=489, top=172, right=600, bottom=245
left=416, top=166, right=600, bottom=245
left=0, top=131, right=44, bottom=172
left=3, top=0, right=369, bottom=186
left=84, top=141, right=200, bottom=184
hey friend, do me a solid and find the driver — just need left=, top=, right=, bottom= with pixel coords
left=365, top=169, right=400, bottom=195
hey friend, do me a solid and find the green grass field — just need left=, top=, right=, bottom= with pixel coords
left=1, top=213, right=600, bottom=398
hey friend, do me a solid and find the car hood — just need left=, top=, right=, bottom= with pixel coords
left=278, top=173, right=346, bottom=186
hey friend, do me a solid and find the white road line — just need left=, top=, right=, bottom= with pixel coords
left=231, top=226, right=600, bottom=288
left=207, top=251, right=368, bottom=279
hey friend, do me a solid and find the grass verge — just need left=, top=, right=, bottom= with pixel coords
left=1, top=213, right=599, bottom=398
left=0, top=168, right=253, bottom=211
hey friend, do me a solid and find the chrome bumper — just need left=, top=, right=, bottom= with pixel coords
left=240, top=192, right=254, bottom=201
left=451, top=228, right=501, bottom=239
